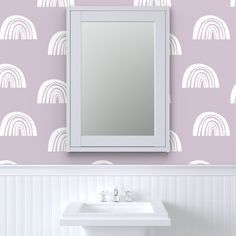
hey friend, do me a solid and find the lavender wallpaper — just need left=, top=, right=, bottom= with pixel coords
left=0, top=0, right=235, bottom=165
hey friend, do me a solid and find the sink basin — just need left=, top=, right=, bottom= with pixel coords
left=79, top=202, right=154, bottom=214
left=61, top=201, right=170, bottom=227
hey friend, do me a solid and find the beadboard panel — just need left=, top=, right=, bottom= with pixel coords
left=0, top=166, right=236, bottom=236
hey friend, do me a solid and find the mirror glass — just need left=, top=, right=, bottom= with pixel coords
left=81, top=22, right=155, bottom=136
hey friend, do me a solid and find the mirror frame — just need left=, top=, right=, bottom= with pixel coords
left=67, top=6, right=170, bottom=152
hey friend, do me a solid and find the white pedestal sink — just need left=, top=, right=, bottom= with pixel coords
left=61, top=201, right=170, bottom=236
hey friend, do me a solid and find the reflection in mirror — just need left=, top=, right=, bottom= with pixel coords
left=81, top=22, right=155, bottom=136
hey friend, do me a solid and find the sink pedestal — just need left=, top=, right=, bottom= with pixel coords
left=83, top=226, right=148, bottom=236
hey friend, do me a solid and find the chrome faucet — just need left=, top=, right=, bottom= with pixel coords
left=100, top=191, right=108, bottom=202
left=125, top=190, right=133, bottom=202
left=113, top=187, right=119, bottom=202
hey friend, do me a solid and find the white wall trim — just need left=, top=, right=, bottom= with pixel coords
left=1, top=165, right=236, bottom=236
left=0, top=165, right=236, bottom=176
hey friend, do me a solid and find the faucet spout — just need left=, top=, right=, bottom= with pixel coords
left=113, top=187, right=119, bottom=202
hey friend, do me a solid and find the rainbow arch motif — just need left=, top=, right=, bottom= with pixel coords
left=230, top=84, right=236, bottom=104
left=189, top=160, right=210, bottom=165
left=182, top=64, right=219, bottom=88
left=48, top=31, right=66, bottom=56
left=193, top=15, right=230, bottom=40
left=230, top=0, right=236, bottom=7
left=170, top=130, right=182, bottom=152
left=48, top=127, right=66, bottom=152
left=0, top=64, right=26, bottom=88
left=37, top=79, right=66, bottom=104
left=193, top=112, right=230, bottom=136
left=133, top=0, right=171, bottom=6
left=0, top=112, right=37, bottom=136
left=37, top=0, right=75, bottom=7
left=0, top=15, right=37, bottom=40
left=170, top=34, right=182, bottom=56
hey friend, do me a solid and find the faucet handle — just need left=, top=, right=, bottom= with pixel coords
left=100, top=191, right=108, bottom=202
left=125, top=190, right=133, bottom=202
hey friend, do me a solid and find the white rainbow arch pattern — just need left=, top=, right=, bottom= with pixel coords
left=170, top=34, right=182, bottom=56
left=230, top=0, right=236, bottom=7
left=0, top=15, right=37, bottom=40
left=48, top=127, right=66, bottom=152
left=0, top=64, right=26, bottom=88
left=193, top=112, right=230, bottom=136
left=193, top=15, right=230, bottom=40
left=189, top=160, right=210, bottom=165
left=0, top=112, right=37, bottom=136
left=182, top=64, right=219, bottom=88
left=37, top=79, right=66, bottom=104
left=230, top=84, right=236, bottom=104
left=48, top=31, right=66, bottom=56
left=37, top=0, right=75, bottom=7
left=133, top=0, right=171, bottom=6
left=170, top=130, right=182, bottom=152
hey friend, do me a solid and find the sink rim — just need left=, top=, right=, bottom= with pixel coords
left=61, top=201, right=171, bottom=227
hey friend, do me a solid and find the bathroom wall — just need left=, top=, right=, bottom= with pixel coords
left=0, top=0, right=236, bottom=164
left=0, top=165, right=236, bottom=236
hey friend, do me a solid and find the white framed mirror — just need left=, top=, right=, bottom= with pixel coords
left=67, top=6, right=170, bottom=152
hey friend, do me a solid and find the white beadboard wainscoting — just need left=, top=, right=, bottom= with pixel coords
left=0, top=165, right=236, bottom=236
